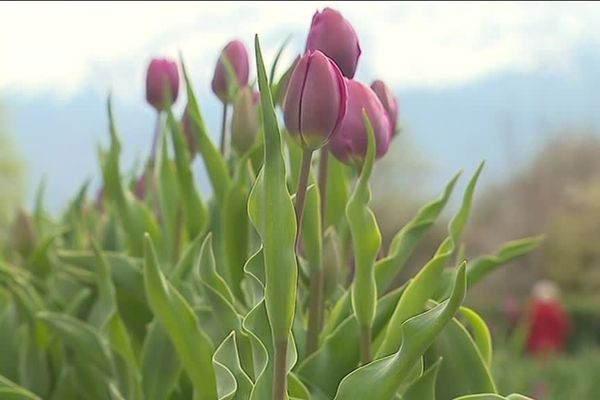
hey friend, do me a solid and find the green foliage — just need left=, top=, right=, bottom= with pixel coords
left=0, top=38, right=541, bottom=400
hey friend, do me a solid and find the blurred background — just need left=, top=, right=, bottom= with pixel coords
left=2, top=2, right=600, bottom=398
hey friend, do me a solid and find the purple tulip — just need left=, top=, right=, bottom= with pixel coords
left=371, top=80, right=399, bottom=134
left=211, top=40, right=250, bottom=103
left=231, top=87, right=260, bottom=155
left=306, top=7, right=361, bottom=79
left=181, top=107, right=198, bottom=159
left=134, top=174, right=147, bottom=201
left=283, top=51, right=347, bottom=150
left=146, top=58, right=179, bottom=111
left=329, top=79, right=392, bottom=165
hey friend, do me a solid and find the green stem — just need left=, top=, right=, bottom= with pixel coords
left=317, top=149, right=329, bottom=229
left=145, top=112, right=162, bottom=208
left=294, top=148, right=313, bottom=252
left=306, top=266, right=324, bottom=356
left=219, top=102, right=228, bottom=155
left=273, top=340, right=288, bottom=400
left=315, top=149, right=329, bottom=332
left=360, top=325, right=372, bottom=365
left=172, top=206, right=183, bottom=263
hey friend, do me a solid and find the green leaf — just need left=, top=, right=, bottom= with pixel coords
left=166, top=109, right=208, bottom=239
left=222, top=159, right=251, bottom=302
left=425, top=315, right=496, bottom=400
left=452, top=395, right=533, bottom=400
left=156, top=132, right=181, bottom=262
left=37, top=312, right=115, bottom=377
left=377, top=163, right=483, bottom=357
left=374, top=171, right=460, bottom=295
left=242, top=301, right=297, bottom=400
left=0, top=374, right=42, bottom=400
left=198, top=234, right=235, bottom=305
left=332, top=263, right=467, bottom=400
left=140, top=322, right=182, bottom=400
left=212, top=332, right=253, bottom=400
left=269, top=35, right=292, bottom=89
left=401, top=359, right=442, bottom=400
left=102, top=96, right=161, bottom=257
left=346, top=114, right=381, bottom=331
left=302, top=184, right=322, bottom=273
left=247, top=35, right=298, bottom=344
left=179, top=55, right=231, bottom=204
left=297, top=285, right=405, bottom=398
left=467, top=235, right=545, bottom=287
left=88, top=242, right=117, bottom=330
left=143, top=235, right=217, bottom=400
left=460, top=307, right=493, bottom=367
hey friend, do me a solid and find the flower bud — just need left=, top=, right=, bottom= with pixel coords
left=134, top=174, right=147, bottom=201
left=181, top=107, right=198, bottom=159
left=283, top=51, right=347, bottom=150
left=370, top=79, right=398, bottom=134
left=211, top=40, right=250, bottom=103
left=329, top=79, right=392, bottom=165
left=231, top=87, right=260, bottom=155
left=145, top=58, right=179, bottom=111
left=306, top=8, right=361, bottom=79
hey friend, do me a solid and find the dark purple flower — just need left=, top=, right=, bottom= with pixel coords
left=329, top=79, right=392, bottom=165
left=283, top=50, right=347, bottom=150
left=211, top=40, right=250, bottom=103
left=306, top=8, right=361, bottom=79
left=371, top=79, right=399, bottom=134
left=146, top=58, right=179, bottom=111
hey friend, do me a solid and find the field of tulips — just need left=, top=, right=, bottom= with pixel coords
left=0, top=7, right=546, bottom=400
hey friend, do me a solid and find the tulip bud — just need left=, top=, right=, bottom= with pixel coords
left=329, top=79, right=392, bottom=165
left=306, top=8, right=361, bottom=79
left=370, top=80, right=399, bottom=134
left=134, top=174, right=147, bottom=201
left=11, top=208, right=37, bottom=258
left=211, top=40, right=250, bottom=103
left=283, top=51, right=347, bottom=150
left=181, top=107, right=198, bottom=159
left=145, top=58, right=180, bottom=111
left=95, top=187, right=105, bottom=214
left=231, top=87, right=260, bottom=155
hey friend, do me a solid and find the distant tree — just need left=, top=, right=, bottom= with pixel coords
left=466, top=129, right=600, bottom=304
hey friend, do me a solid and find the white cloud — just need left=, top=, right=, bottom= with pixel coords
left=1, top=1, right=600, bottom=99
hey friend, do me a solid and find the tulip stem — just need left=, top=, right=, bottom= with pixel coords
left=273, top=340, right=288, bottom=400
left=317, top=149, right=329, bottom=228
left=294, top=149, right=313, bottom=252
left=220, top=102, right=228, bottom=155
left=360, top=325, right=372, bottom=365
left=149, top=112, right=163, bottom=167
left=306, top=266, right=324, bottom=356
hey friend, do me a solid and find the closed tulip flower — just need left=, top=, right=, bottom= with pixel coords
left=371, top=79, right=399, bottom=134
left=231, top=87, right=260, bottom=155
left=283, top=50, right=347, bottom=151
left=145, top=58, right=179, bottom=111
left=329, top=79, right=392, bottom=165
left=306, top=7, right=361, bottom=79
left=211, top=40, right=250, bottom=103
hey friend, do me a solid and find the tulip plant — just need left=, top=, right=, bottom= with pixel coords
left=0, top=7, right=544, bottom=400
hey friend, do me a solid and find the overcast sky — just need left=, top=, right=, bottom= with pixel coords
left=2, top=1, right=599, bottom=99
left=2, top=1, right=600, bottom=211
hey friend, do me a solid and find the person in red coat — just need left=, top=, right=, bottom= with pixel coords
left=525, top=280, right=571, bottom=355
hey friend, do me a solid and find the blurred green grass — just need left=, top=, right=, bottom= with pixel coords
left=493, top=347, right=600, bottom=400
